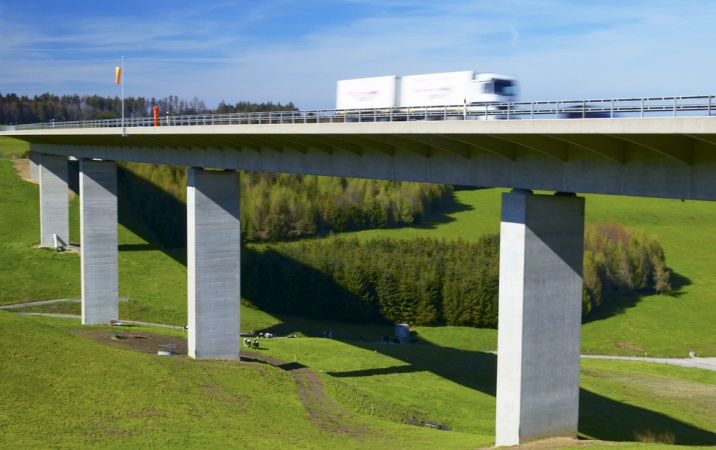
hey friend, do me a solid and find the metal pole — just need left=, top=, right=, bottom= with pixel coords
left=121, top=56, right=126, bottom=136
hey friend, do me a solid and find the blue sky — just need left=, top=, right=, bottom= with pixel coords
left=1, top=1, right=714, bottom=110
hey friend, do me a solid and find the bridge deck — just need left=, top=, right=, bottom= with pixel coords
left=5, top=117, right=716, bottom=201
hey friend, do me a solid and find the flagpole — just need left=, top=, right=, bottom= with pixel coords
left=121, top=56, right=126, bottom=136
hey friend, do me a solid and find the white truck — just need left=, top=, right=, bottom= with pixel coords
left=335, top=71, right=517, bottom=110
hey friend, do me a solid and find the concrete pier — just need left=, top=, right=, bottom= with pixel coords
left=187, top=168, right=241, bottom=360
left=80, top=159, right=118, bottom=324
left=29, top=151, right=40, bottom=182
left=495, top=191, right=585, bottom=446
left=39, top=154, right=69, bottom=248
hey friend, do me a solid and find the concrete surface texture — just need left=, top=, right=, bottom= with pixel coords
left=28, top=151, right=40, bottom=181
left=79, top=159, right=118, bottom=325
left=187, top=168, right=241, bottom=360
left=39, top=154, right=69, bottom=248
left=495, top=191, right=585, bottom=446
left=9, top=117, right=716, bottom=201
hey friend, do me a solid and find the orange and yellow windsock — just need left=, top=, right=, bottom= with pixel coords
left=115, top=67, right=122, bottom=84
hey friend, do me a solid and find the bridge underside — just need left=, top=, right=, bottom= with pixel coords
left=14, top=117, right=716, bottom=201
left=16, top=117, right=716, bottom=446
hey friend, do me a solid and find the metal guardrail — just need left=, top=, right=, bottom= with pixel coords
left=2, top=95, right=714, bottom=131
left=581, top=355, right=716, bottom=371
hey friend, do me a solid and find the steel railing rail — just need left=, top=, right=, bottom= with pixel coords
left=2, top=95, right=714, bottom=132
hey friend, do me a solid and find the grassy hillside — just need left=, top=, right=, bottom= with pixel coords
left=0, top=136, right=28, bottom=156
left=0, top=312, right=496, bottom=449
left=2, top=312, right=715, bottom=448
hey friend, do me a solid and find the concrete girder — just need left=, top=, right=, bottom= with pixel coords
left=218, top=137, right=260, bottom=152
left=226, top=135, right=283, bottom=153
left=685, top=134, right=716, bottom=147
left=337, top=135, right=396, bottom=157
left=403, top=134, right=473, bottom=159
left=447, top=134, right=517, bottom=160
left=491, top=134, right=569, bottom=162
left=261, top=135, right=311, bottom=154
left=304, top=135, right=366, bottom=156
left=617, top=134, right=694, bottom=165
left=279, top=135, right=337, bottom=155
left=14, top=117, right=716, bottom=200
left=551, top=134, right=628, bottom=164
left=373, top=135, right=432, bottom=158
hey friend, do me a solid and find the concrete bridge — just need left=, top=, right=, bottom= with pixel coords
left=3, top=111, right=716, bottom=446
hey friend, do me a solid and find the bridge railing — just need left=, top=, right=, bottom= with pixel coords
left=2, top=95, right=714, bottom=131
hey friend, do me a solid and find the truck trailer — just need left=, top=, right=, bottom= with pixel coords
left=336, top=71, right=517, bottom=110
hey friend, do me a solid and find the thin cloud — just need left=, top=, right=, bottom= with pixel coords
left=1, top=1, right=715, bottom=110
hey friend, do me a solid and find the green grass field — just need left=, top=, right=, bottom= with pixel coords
left=2, top=141, right=716, bottom=448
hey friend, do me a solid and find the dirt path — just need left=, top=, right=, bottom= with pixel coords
left=12, top=158, right=31, bottom=181
left=69, top=328, right=369, bottom=439
left=241, top=350, right=369, bottom=438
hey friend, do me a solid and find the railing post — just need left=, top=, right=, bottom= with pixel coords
left=709, top=96, right=713, bottom=116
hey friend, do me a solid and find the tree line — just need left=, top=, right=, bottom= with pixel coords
left=582, top=222, right=671, bottom=314
left=118, top=163, right=453, bottom=246
left=0, top=92, right=297, bottom=125
left=242, top=222, right=671, bottom=327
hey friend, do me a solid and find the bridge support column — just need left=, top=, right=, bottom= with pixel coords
left=495, top=190, right=584, bottom=447
left=187, top=168, right=241, bottom=360
left=29, top=151, right=41, bottom=182
left=39, top=154, right=69, bottom=248
left=80, top=159, right=118, bottom=324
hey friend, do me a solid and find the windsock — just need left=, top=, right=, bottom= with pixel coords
left=115, top=67, right=122, bottom=84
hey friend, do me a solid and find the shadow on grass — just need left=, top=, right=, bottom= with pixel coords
left=327, top=342, right=497, bottom=395
left=582, top=270, right=692, bottom=325
left=116, top=166, right=187, bottom=264
left=409, top=193, right=474, bottom=230
left=312, top=339, right=716, bottom=445
left=242, top=247, right=384, bottom=324
left=579, top=388, right=716, bottom=445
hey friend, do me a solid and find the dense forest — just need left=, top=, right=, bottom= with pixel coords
left=0, top=92, right=297, bottom=125
left=242, top=223, right=670, bottom=327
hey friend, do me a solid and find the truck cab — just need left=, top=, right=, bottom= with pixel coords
left=471, top=73, right=518, bottom=104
